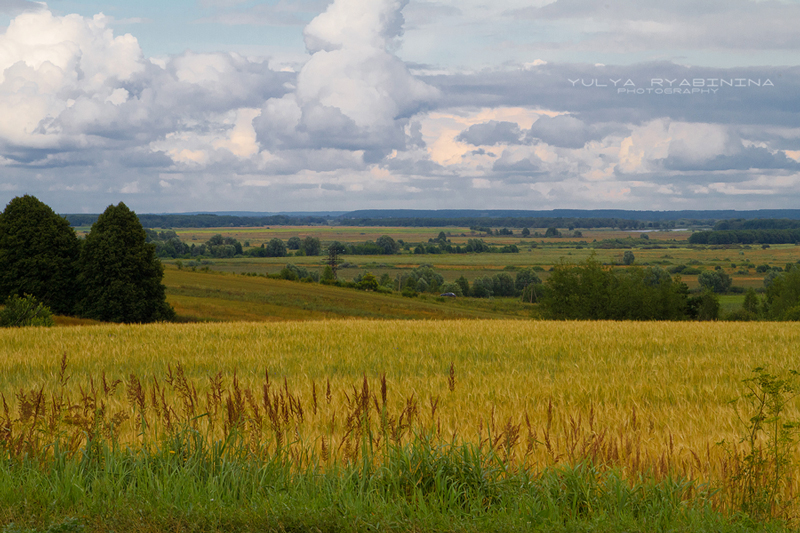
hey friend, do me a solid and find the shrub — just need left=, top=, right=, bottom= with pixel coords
left=0, top=294, right=54, bottom=327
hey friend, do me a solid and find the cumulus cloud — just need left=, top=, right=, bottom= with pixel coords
left=255, top=0, right=439, bottom=156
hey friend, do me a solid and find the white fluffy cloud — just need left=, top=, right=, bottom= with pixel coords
left=0, top=10, right=143, bottom=149
left=255, top=0, right=439, bottom=154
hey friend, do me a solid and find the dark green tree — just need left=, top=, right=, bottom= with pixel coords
left=764, top=267, right=800, bottom=320
left=492, top=273, right=516, bottom=297
left=287, top=236, right=302, bottom=250
left=698, top=270, right=732, bottom=293
left=455, top=275, right=470, bottom=296
left=743, top=288, right=760, bottom=317
left=514, top=268, right=542, bottom=292
left=302, top=236, right=322, bottom=256
left=0, top=195, right=81, bottom=315
left=357, top=272, right=379, bottom=291
left=541, top=256, right=611, bottom=319
left=376, top=235, right=400, bottom=254
left=265, top=238, right=287, bottom=257
left=623, top=250, right=635, bottom=265
left=77, top=202, right=175, bottom=323
left=695, top=290, right=720, bottom=321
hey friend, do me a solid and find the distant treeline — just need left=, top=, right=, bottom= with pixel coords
left=689, top=228, right=800, bottom=245
left=65, top=211, right=800, bottom=231
left=713, top=218, right=800, bottom=231
left=339, top=217, right=689, bottom=230
left=66, top=213, right=329, bottom=228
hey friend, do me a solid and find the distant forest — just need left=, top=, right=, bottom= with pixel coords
left=66, top=213, right=330, bottom=228
left=63, top=209, right=800, bottom=230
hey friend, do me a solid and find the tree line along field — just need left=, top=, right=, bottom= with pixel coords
left=141, top=224, right=800, bottom=321
left=2, top=320, right=800, bottom=528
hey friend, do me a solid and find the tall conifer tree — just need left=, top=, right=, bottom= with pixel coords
left=78, top=202, right=175, bottom=323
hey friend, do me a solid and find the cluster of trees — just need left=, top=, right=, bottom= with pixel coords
left=688, top=229, right=800, bottom=245
left=0, top=196, right=174, bottom=324
left=152, top=233, right=403, bottom=259
left=412, top=238, right=519, bottom=255
left=540, top=258, right=715, bottom=320
left=348, top=264, right=541, bottom=299
left=714, top=218, right=800, bottom=231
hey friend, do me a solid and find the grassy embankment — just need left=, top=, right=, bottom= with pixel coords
left=0, top=321, right=798, bottom=531
left=162, top=268, right=532, bottom=322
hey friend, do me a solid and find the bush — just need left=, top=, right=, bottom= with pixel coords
left=0, top=294, right=54, bottom=327
left=401, top=286, right=418, bottom=298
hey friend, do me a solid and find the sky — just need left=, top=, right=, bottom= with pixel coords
left=0, top=0, right=798, bottom=214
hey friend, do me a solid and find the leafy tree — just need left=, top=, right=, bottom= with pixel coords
left=0, top=294, right=54, bottom=327
left=77, top=202, right=175, bottom=323
left=376, top=235, right=400, bottom=254
left=696, top=290, right=720, bottom=321
left=358, top=272, right=379, bottom=291
left=471, top=276, right=494, bottom=298
left=521, top=227, right=530, bottom=237
left=207, top=234, right=225, bottom=246
left=698, top=270, right=732, bottom=293
left=623, top=250, right=635, bottom=265
left=643, top=266, right=671, bottom=287
left=378, top=273, right=393, bottom=288
left=265, top=238, right=287, bottom=257
left=439, top=282, right=463, bottom=296
left=541, top=257, right=610, bottom=319
left=492, top=273, right=516, bottom=297
left=455, top=275, right=470, bottom=297
left=544, top=227, right=561, bottom=238
left=287, top=236, right=302, bottom=250
left=764, top=267, right=800, bottom=320
left=302, top=236, right=322, bottom=256
left=416, top=278, right=429, bottom=293
left=515, top=268, right=542, bottom=292
left=743, top=288, right=760, bottom=316
left=0, top=195, right=81, bottom=315
left=320, top=265, right=336, bottom=284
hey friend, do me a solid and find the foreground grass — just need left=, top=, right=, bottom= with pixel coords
left=0, top=434, right=778, bottom=533
left=1, top=320, right=799, bottom=531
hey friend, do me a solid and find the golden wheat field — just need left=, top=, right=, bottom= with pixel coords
left=1, top=320, right=799, bottom=493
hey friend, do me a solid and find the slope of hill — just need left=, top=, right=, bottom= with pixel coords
left=163, top=268, right=532, bottom=322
